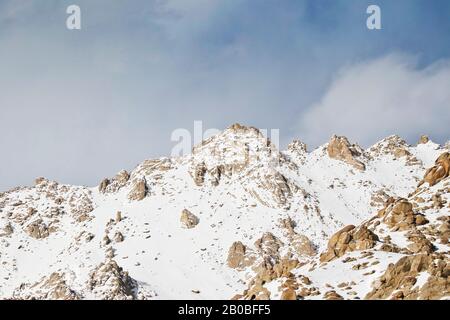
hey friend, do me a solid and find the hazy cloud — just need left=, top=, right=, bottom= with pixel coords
left=1, top=1, right=450, bottom=191
left=295, top=54, right=450, bottom=147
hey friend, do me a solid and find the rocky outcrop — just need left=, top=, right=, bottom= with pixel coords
left=99, top=170, right=130, bottom=194
left=368, top=135, right=421, bottom=166
left=327, top=135, right=366, bottom=171
left=379, top=199, right=428, bottom=231
left=247, top=170, right=293, bottom=209
left=418, top=135, right=429, bottom=144
left=323, top=290, right=344, bottom=300
left=227, top=241, right=255, bottom=269
left=25, top=219, right=56, bottom=239
left=191, top=162, right=207, bottom=186
left=280, top=217, right=316, bottom=256
left=99, top=178, right=110, bottom=193
left=88, top=260, right=138, bottom=300
left=0, top=222, right=13, bottom=237
left=366, top=253, right=449, bottom=300
left=320, top=225, right=379, bottom=262
left=12, top=273, right=80, bottom=300
left=291, top=234, right=316, bottom=257
left=180, top=209, right=199, bottom=229
left=128, top=177, right=148, bottom=201
left=419, top=152, right=450, bottom=187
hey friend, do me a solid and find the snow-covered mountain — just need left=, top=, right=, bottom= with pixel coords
left=0, top=124, right=448, bottom=300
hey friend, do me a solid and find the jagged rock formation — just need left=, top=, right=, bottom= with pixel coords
left=419, top=152, right=450, bottom=186
left=0, top=124, right=447, bottom=300
left=327, top=135, right=366, bottom=171
left=88, top=260, right=140, bottom=300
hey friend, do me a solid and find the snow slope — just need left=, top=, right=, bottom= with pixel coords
left=0, top=124, right=448, bottom=300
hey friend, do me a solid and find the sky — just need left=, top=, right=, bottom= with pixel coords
left=0, top=0, right=449, bottom=191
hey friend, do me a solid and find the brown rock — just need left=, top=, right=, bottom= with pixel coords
left=324, top=290, right=344, bottom=300
left=99, top=178, right=110, bottom=193
left=128, top=178, right=148, bottom=201
left=327, top=135, right=366, bottom=171
left=180, top=209, right=199, bottom=229
left=419, top=152, right=450, bottom=186
left=191, top=162, right=207, bottom=186
left=320, top=225, right=378, bottom=262
left=227, top=241, right=255, bottom=269
left=418, top=135, right=429, bottom=144
left=365, top=254, right=449, bottom=300
left=281, top=288, right=297, bottom=300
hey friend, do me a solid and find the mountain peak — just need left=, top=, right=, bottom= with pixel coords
left=0, top=124, right=448, bottom=300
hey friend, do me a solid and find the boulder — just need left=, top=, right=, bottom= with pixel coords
left=180, top=209, right=199, bottom=229
left=323, top=290, right=344, bottom=300
left=383, top=199, right=428, bottom=231
left=25, top=219, right=56, bottom=239
left=320, top=225, right=378, bottom=262
left=128, top=178, right=148, bottom=201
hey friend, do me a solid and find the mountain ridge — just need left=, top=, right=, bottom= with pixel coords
left=0, top=124, right=448, bottom=300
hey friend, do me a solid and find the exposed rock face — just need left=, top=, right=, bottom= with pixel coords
left=406, top=230, right=435, bottom=254
left=246, top=169, right=294, bottom=209
left=418, top=135, right=429, bottom=144
left=320, top=225, right=379, bottom=262
left=99, top=178, right=110, bottom=193
left=280, top=217, right=316, bottom=256
left=380, top=199, right=428, bottom=231
left=13, top=273, right=80, bottom=300
left=251, top=233, right=299, bottom=284
left=0, top=222, right=13, bottom=237
left=88, top=260, right=138, bottom=300
left=99, top=170, right=130, bottom=194
left=324, top=290, right=344, bottom=300
left=128, top=178, right=148, bottom=201
left=227, top=241, right=255, bottom=269
left=366, top=254, right=449, bottom=300
left=419, top=152, right=450, bottom=186
left=191, top=162, right=207, bottom=186
left=255, top=232, right=284, bottom=257
left=280, top=288, right=297, bottom=300
left=25, top=219, right=56, bottom=239
left=243, top=283, right=271, bottom=300
left=180, top=209, right=199, bottom=229
left=327, top=135, right=366, bottom=171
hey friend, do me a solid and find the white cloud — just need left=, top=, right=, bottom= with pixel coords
left=295, top=54, right=450, bottom=147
